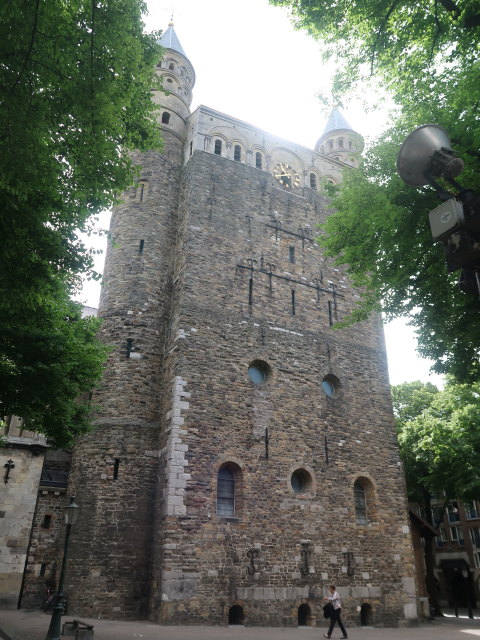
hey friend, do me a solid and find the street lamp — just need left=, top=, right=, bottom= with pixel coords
left=397, top=125, right=480, bottom=295
left=45, top=496, right=79, bottom=640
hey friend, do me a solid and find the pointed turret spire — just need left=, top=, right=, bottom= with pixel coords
left=315, top=106, right=364, bottom=167
left=321, top=107, right=355, bottom=136
left=158, top=21, right=187, bottom=57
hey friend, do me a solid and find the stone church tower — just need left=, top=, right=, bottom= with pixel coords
left=65, top=24, right=418, bottom=627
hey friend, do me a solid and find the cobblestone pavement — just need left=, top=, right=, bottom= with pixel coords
left=1, top=609, right=480, bottom=640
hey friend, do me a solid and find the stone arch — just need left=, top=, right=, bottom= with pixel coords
left=253, top=146, right=267, bottom=170
left=270, top=147, right=305, bottom=177
left=309, top=171, right=319, bottom=190
left=352, top=474, right=377, bottom=525
left=163, top=57, right=176, bottom=70
left=228, top=604, right=245, bottom=625
left=211, top=134, right=227, bottom=157
left=215, top=459, right=244, bottom=517
left=360, top=602, right=373, bottom=626
left=232, top=141, right=244, bottom=162
left=163, top=75, right=179, bottom=92
left=298, top=603, right=313, bottom=626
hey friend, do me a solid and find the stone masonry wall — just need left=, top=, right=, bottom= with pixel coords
left=66, top=129, right=185, bottom=619
left=20, top=449, right=71, bottom=608
left=0, top=448, right=44, bottom=608
left=152, top=150, right=417, bottom=626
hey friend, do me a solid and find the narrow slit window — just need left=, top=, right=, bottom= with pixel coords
left=255, top=152, right=262, bottom=169
left=40, top=563, right=47, bottom=577
left=113, top=458, right=120, bottom=480
left=234, top=145, right=241, bottom=162
left=214, top=139, right=222, bottom=155
left=42, top=514, right=52, bottom=529
left=190, top=141, right=193, bottom=156
left=291, top=289, right=296, bottom=315
left=248, top=278, right=253, bottom=306
left=126, top=338, right=134, bottom=358
left=137, top=180, right=148, bottom=203
left=288, top=246, right=295, bottom=264
left=328, top=301, right=333, bottom=326
left=310, top=173, right=317, bottom=189
left=161, top=111, right=170, bottom=124
left=138, top=240, right=144, bottom=254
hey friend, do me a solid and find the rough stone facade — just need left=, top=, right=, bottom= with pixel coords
left=0, top=418, right=47, bottom=608
left=63, top=26, right=418, bottom=627
left=19, top=449, right=71, bottom=608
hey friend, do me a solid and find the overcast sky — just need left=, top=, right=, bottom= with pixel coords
left=77, top=0, right=444, bottom=388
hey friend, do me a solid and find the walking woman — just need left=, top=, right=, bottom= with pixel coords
left=323, top=584, right=348, bottom=639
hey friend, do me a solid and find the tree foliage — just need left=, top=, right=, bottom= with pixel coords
left=2, top=298, right=111, bottom=448
left=0, top=1, right=162, bottom=442
left=392, top=380, right=480, bottom=502
left=271, top=0, right=480, bottom=380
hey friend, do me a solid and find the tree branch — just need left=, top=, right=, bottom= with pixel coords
left=370, top=0, right=401, bottom=75
left=430, top=0, right=443, bottom=62
left=11, top=0, right=41, bottom=91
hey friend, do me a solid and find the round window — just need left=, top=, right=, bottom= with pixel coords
left=248, top=360, right=271, bottom=385
left=291, top=468, right=312, bottom=494
left=322, top=374, right=340, bottom=397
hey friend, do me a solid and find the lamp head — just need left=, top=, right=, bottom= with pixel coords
left=64, top=496, right=79, bottom=525
left=397, top=124, right=464, bottom=187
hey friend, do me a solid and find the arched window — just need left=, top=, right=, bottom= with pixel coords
left=255, top=152, right=263, bottom=169
left=349, top=140, right=353, bottom=149
left=328, top=140, right=334, bottom=149
left=320, top=146, right=325, bottom=154
left=234, top=145, right=241, bottom=161
left=217, top=467, right=235, bottom=516
left=214, top=139, right=222, bottom=155
left=338, top=138, right=344, bottom=148
left=161, top=112, right=170, bottom=124
left=354, top=479, right=368, bottom=524
left=309, top=173, right=317, bottom=189
left=168, top=62, right=174, bottom=70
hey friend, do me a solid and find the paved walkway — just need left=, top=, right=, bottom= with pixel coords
left=1, top=609, right=480, bottom=640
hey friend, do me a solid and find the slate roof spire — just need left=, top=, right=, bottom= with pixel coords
left=321, top=107, right=355, bottom=136
left=158, top=19, right=187, bottom=58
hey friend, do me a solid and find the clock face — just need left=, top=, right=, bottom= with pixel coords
left=273, top=163, right=300, bottom=189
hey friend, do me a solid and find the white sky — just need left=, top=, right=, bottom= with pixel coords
left=77, top=0, right=444, bottom=388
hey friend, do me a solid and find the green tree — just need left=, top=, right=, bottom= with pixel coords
left=2, top=296, right=111, bottom=448
left=393, top=380, right=480, bottom=613
left=0, top=1, right=163, bottom=442
left=271, top=0, right=480, bottom=380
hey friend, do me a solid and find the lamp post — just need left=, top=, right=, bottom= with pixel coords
left=45, top=496, right=79, bottom=640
